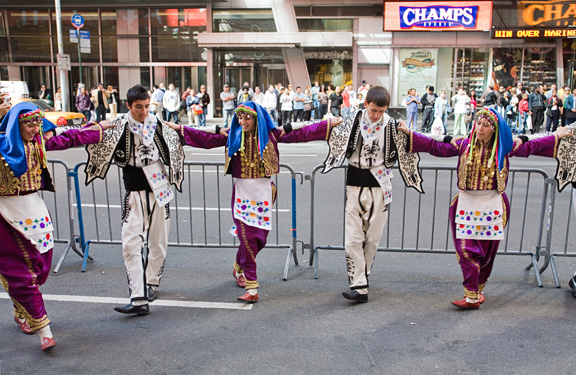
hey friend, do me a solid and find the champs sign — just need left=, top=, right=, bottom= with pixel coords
left=384, top=1, right=493, bottom=31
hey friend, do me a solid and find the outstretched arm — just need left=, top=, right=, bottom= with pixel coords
left=274, top=117, right=342, bottom=143
left=511, top=126, right=573, bottom=158
left=45, top=122, right=116, bottom=150
left=397, top=120, right=460, bottom=157
left=164, top=121, right=227, bottom=149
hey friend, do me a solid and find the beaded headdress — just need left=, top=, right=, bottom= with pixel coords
left=234, top=104, right=257, bottom=116
left=18, top=109, right=45, bottom=124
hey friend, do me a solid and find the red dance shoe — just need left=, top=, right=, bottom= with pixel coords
left=451, top=298, right=480, bottom=309
left=479, top=293, right=485, bottom=304
left=14, top=316, right=34, bottom=335
left=233, top=270, right=246, bottom=288
left=41, top=337, right=56, bottom=352
left=237, top=291, right=258, bottom=303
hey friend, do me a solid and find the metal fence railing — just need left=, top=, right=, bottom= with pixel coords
left=70, top=161, right=303, bottom=279
left=44, top=159, right=88, bottom=273
left=306, top=164, right=554, bottom=286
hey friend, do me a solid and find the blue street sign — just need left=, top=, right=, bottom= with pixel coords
left=71, top=13, right=84, bottom=28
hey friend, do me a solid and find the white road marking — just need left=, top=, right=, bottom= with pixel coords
left=0, top=292, right=253, bottom=310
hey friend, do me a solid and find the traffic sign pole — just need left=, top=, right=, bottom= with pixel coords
left=71, top=14, right=84, bottom=89
left=55, top=0, right=70, bottom=111
left=77, top=28, right=83, bottom=84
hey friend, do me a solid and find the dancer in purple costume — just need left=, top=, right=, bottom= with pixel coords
left=167, top=101, right=340, bottom=303
left=398, top=107, right=573, bottom=309
left=0, top=102, right=114, bottom=351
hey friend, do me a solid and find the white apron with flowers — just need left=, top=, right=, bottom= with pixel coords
left=454, top=190, right=505, bottom=240
left=0, top=193, right=54, bottom=253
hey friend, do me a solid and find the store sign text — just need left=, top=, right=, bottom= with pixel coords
left=492, top=28, right=576, bottom=39
left=400, top=6, right=477, bottom=29
left=383, top=1, right=493, bottom=31
left=522, top=2, right=576, bottom=27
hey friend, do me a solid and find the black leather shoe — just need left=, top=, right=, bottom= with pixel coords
left=114, top=303, right=149, bottom=315
left=147, top=286, right=157, bottom=302
left=569, top=277, right=576, bottom=299
left=342, top=290, right=368, bottom=303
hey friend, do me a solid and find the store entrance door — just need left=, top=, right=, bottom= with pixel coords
left=225, top=66, right=252, bottom=97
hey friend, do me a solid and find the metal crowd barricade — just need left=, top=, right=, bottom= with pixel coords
left=307, top=164, right=551, bottom=286
left=541, top=183, right=576, bottom=287
left=43, top=159, right=87, bottom=273
left=70, top=161, right=302, bottom=279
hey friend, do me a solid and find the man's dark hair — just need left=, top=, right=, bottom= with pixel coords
left=126, top=84, right=149, bottom=106
left=365, top=86, right=390, bottom=107
left=429, top=86, right=434, bottom=92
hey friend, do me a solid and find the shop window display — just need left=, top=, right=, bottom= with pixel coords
left=453, top=49, right=489, bottom=98
left=492, top=48, right=518, bottom=89
left=523, top=48, right=557, bottom=88
left=304, top=50, right=353, bottom=88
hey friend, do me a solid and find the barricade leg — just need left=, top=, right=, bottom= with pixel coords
left=549, top=256, right=561, bottom=288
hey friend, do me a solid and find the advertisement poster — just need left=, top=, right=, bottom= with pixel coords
left=398, top=48, right=438, bottom=105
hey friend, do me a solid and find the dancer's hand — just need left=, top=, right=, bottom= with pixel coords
left=556, top=126, right=573, bottom=139
left=219, top=127, right=230, bottom=137
left=163, top=121, right=180, bottom=131
left=451, top=135, right=466, bottom=149
left=397, top=119, right=410, bottom=134
left=512, top=137, right=524, bottom=151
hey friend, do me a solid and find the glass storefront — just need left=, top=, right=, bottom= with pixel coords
left=0, top=7, right=207, bottom=111
left=213, top=9, right=276, bottom=33
left=304, top=49, right=353, bottom=88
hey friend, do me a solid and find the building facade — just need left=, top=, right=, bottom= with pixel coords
left=1, top=1, right=575, bottom=114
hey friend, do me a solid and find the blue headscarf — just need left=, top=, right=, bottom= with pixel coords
left=490, top=107, right=513, bottom=172
left=0, top=102, right=56, bottom=177
left=227, top=101, right=276, bottom=158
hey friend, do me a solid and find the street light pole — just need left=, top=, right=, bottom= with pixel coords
left=54, top=0, right=69, bottom=111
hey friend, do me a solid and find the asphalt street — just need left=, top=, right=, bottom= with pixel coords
left=1, top=117, right=575, bottom=375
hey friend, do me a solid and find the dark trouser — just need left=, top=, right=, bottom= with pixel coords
left=565, top=114, right=576, bottom=127
left=319, top=104, right=328, bottom=119
left=331, top=107, right=341, bottom=117
left=421, top=107, right=434, bottom=132
left=166, top=111, right=179, bottom=124
left=293, top=109, right=304, bottom=122
left=96, top=105, right=107, bottom=122
left=545, top=110, right=560, bottom=132
left=532, top=107, right=544, bottom=133
left=282, top=110, right=291, bottom=126
left=81, top=110, right=91, bottom=121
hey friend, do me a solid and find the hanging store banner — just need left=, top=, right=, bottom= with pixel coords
left=491, top=28, right=576, bottom=39
left=519, top=1, right=576, bottom=27
left=398, top=48, right=438, bottom=105
left=383, top=1, right=493, bottom=31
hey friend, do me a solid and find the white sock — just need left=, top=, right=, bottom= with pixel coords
left=17, top=317, right=26, bottom=324
left=132, top=300, right=147, bottom=306
left=248, top=289, right=257, bottom=296
left=38, top=325, right=53, bottom=340
left=466, top=297, right=479, bottom=303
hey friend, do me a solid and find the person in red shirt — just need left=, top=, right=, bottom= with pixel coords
left=341, top=86, right=351, bottom=117
left=518, top=93, right=529, bottom=135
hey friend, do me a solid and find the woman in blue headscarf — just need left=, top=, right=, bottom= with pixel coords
left=0, top=102, right=113, bottom=351
left=169, top=101, right=340, bottom=302
left=399, top=107, right=572, bottom=309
